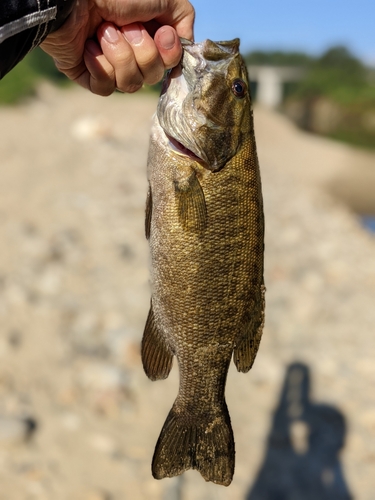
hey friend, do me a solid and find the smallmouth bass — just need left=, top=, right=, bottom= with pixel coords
left=142, top=38, right=265, bottom=486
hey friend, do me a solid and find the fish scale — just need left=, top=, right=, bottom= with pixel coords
left=141, top=38, right=265, bottom=486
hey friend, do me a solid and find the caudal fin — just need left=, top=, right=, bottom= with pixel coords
left=152, top=402, right=235, bottom=486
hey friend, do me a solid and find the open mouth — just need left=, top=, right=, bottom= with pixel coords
left=166, top=134, right=203, bottom=163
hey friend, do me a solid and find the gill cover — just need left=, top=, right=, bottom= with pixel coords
left=157, top=39, right=251, bottom=171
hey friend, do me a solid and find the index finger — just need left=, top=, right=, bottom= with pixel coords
left=155, top=0, right=195, bottom=41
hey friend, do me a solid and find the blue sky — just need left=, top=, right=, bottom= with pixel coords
left=193, top=0, right=375, bottom=65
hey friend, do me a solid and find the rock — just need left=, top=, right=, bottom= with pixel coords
left=88, top=433, right=116, bottom=455
left=76, top=362, right=134, bottom=416
left=0, top=416, right=37, bottom=445
left=1, top=86, right=375, bottom=499
left=73, top=489, right=112, bottom=500
left=105, top=327, right=141, bottom=368
left=60, top=412, right=82, bottom=431
left=77, top=362, right=129, bottom=393
left=70, top=116, right=112, bottom=141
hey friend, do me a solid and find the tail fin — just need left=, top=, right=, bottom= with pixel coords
left=152, top=402, right=235, bottom=486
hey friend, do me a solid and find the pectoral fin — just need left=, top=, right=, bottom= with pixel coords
left=175, top=171, right=207, bottom=233
left=233, top=284, right=266, bottom=373
left=145, top=186, right=152, bottom=240
left=141, top=304, right=173, bottom=380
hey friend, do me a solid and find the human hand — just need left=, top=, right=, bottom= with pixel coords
left=41, top=0, right=195, bottom=96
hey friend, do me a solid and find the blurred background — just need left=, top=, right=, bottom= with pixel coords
left=0, top=1, right=374, bottom=499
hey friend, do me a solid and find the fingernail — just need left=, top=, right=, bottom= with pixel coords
left=103, top=25, right=119, bottom=44
left=124, top=24, right=144, bottom=45
left=159, top=28, right=176, bottom=50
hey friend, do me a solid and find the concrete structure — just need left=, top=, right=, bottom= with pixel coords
left=248, top=66, right=305, bottom=108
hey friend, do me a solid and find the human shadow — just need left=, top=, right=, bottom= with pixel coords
left=246, top=362, right=352, bottom=500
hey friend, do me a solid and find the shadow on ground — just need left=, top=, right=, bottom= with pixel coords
left=247, top=362, right=352, bottom=500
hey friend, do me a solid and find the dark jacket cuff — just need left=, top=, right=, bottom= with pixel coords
left=49, top=0, right=75, bottom=33
left=0, top=0, right=75, bottom=79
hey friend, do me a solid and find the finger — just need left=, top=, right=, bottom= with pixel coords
left=154, top=26, right=182, bottom=69
left=121, top=23, right=165, bottom=85
left=97, top=0, right=195, bottom=41
left=97, top=22, right=143, bottom=93
left=81, top=40, right=117, bottom=96
left=156, top=0, right=195, bottom=41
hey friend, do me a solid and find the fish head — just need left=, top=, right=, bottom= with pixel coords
left=157, top=38, right=252, bottom=172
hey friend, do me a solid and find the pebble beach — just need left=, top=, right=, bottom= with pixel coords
left=0, top=83, right=374, bottom=500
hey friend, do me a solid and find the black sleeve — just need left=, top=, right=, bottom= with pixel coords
left=0, top=0, right=75, bottom=79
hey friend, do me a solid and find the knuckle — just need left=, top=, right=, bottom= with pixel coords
left=125, top=82, right=144, bottom=94
left=112, top=49, right=136, bottom=68
left=98, top=88, right=114, bottom=97
left=143, top=67, right=164, bottom=86
left=138, top=50, right=159, bottom=68
left=92, top=84, right=115, bottom=97
left=118, top=79, right=144, bottom=94
left=163, top=56, right=180, bottom=70
left=101, top=37, right=135, bottom=68
left=137, top=54, right=164, bottom=85
left=89, top=76, right=115, bottom=96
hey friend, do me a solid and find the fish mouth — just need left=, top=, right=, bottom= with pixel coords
left=166, top=134, right=203, bottom=163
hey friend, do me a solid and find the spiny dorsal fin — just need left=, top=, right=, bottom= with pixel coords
left=141, top=304, right=173, bottom=381
left=175, top=171, right=207, bottom=233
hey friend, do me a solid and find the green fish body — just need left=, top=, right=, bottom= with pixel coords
left=142, top=38, right=265, bottom=486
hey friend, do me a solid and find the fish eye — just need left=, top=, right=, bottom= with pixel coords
left=231, top=78, right=247, bottom=98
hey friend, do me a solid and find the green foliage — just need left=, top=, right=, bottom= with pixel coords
left=266, top=45, right=375, bottom=149
left=0, top=58, right=38, bottom=104
left=244, top=50, right=313, bottom=67
left=27, top=47, right=69, bottom=83
left=142, top=81, right=163, bottom=94
left=244, top=46, right=375, bottom=110
left=294, top=46, right=375, bottom=108
left=0, top=48, right=70, bottom=105
left=328, top=128, right=375, bottom=150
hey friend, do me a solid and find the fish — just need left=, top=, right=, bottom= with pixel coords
left=141, top=38, right=265, bottom=487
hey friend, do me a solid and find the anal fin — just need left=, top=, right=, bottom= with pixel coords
left=141, top=304, right=173, bottom=380
left=233, top=284, right=266, bottom=373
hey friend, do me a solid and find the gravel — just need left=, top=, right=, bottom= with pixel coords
left=0, top=82, right=374, bottom=499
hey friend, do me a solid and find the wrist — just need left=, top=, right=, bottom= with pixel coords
left=49, top=0, right=76, bottom=33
